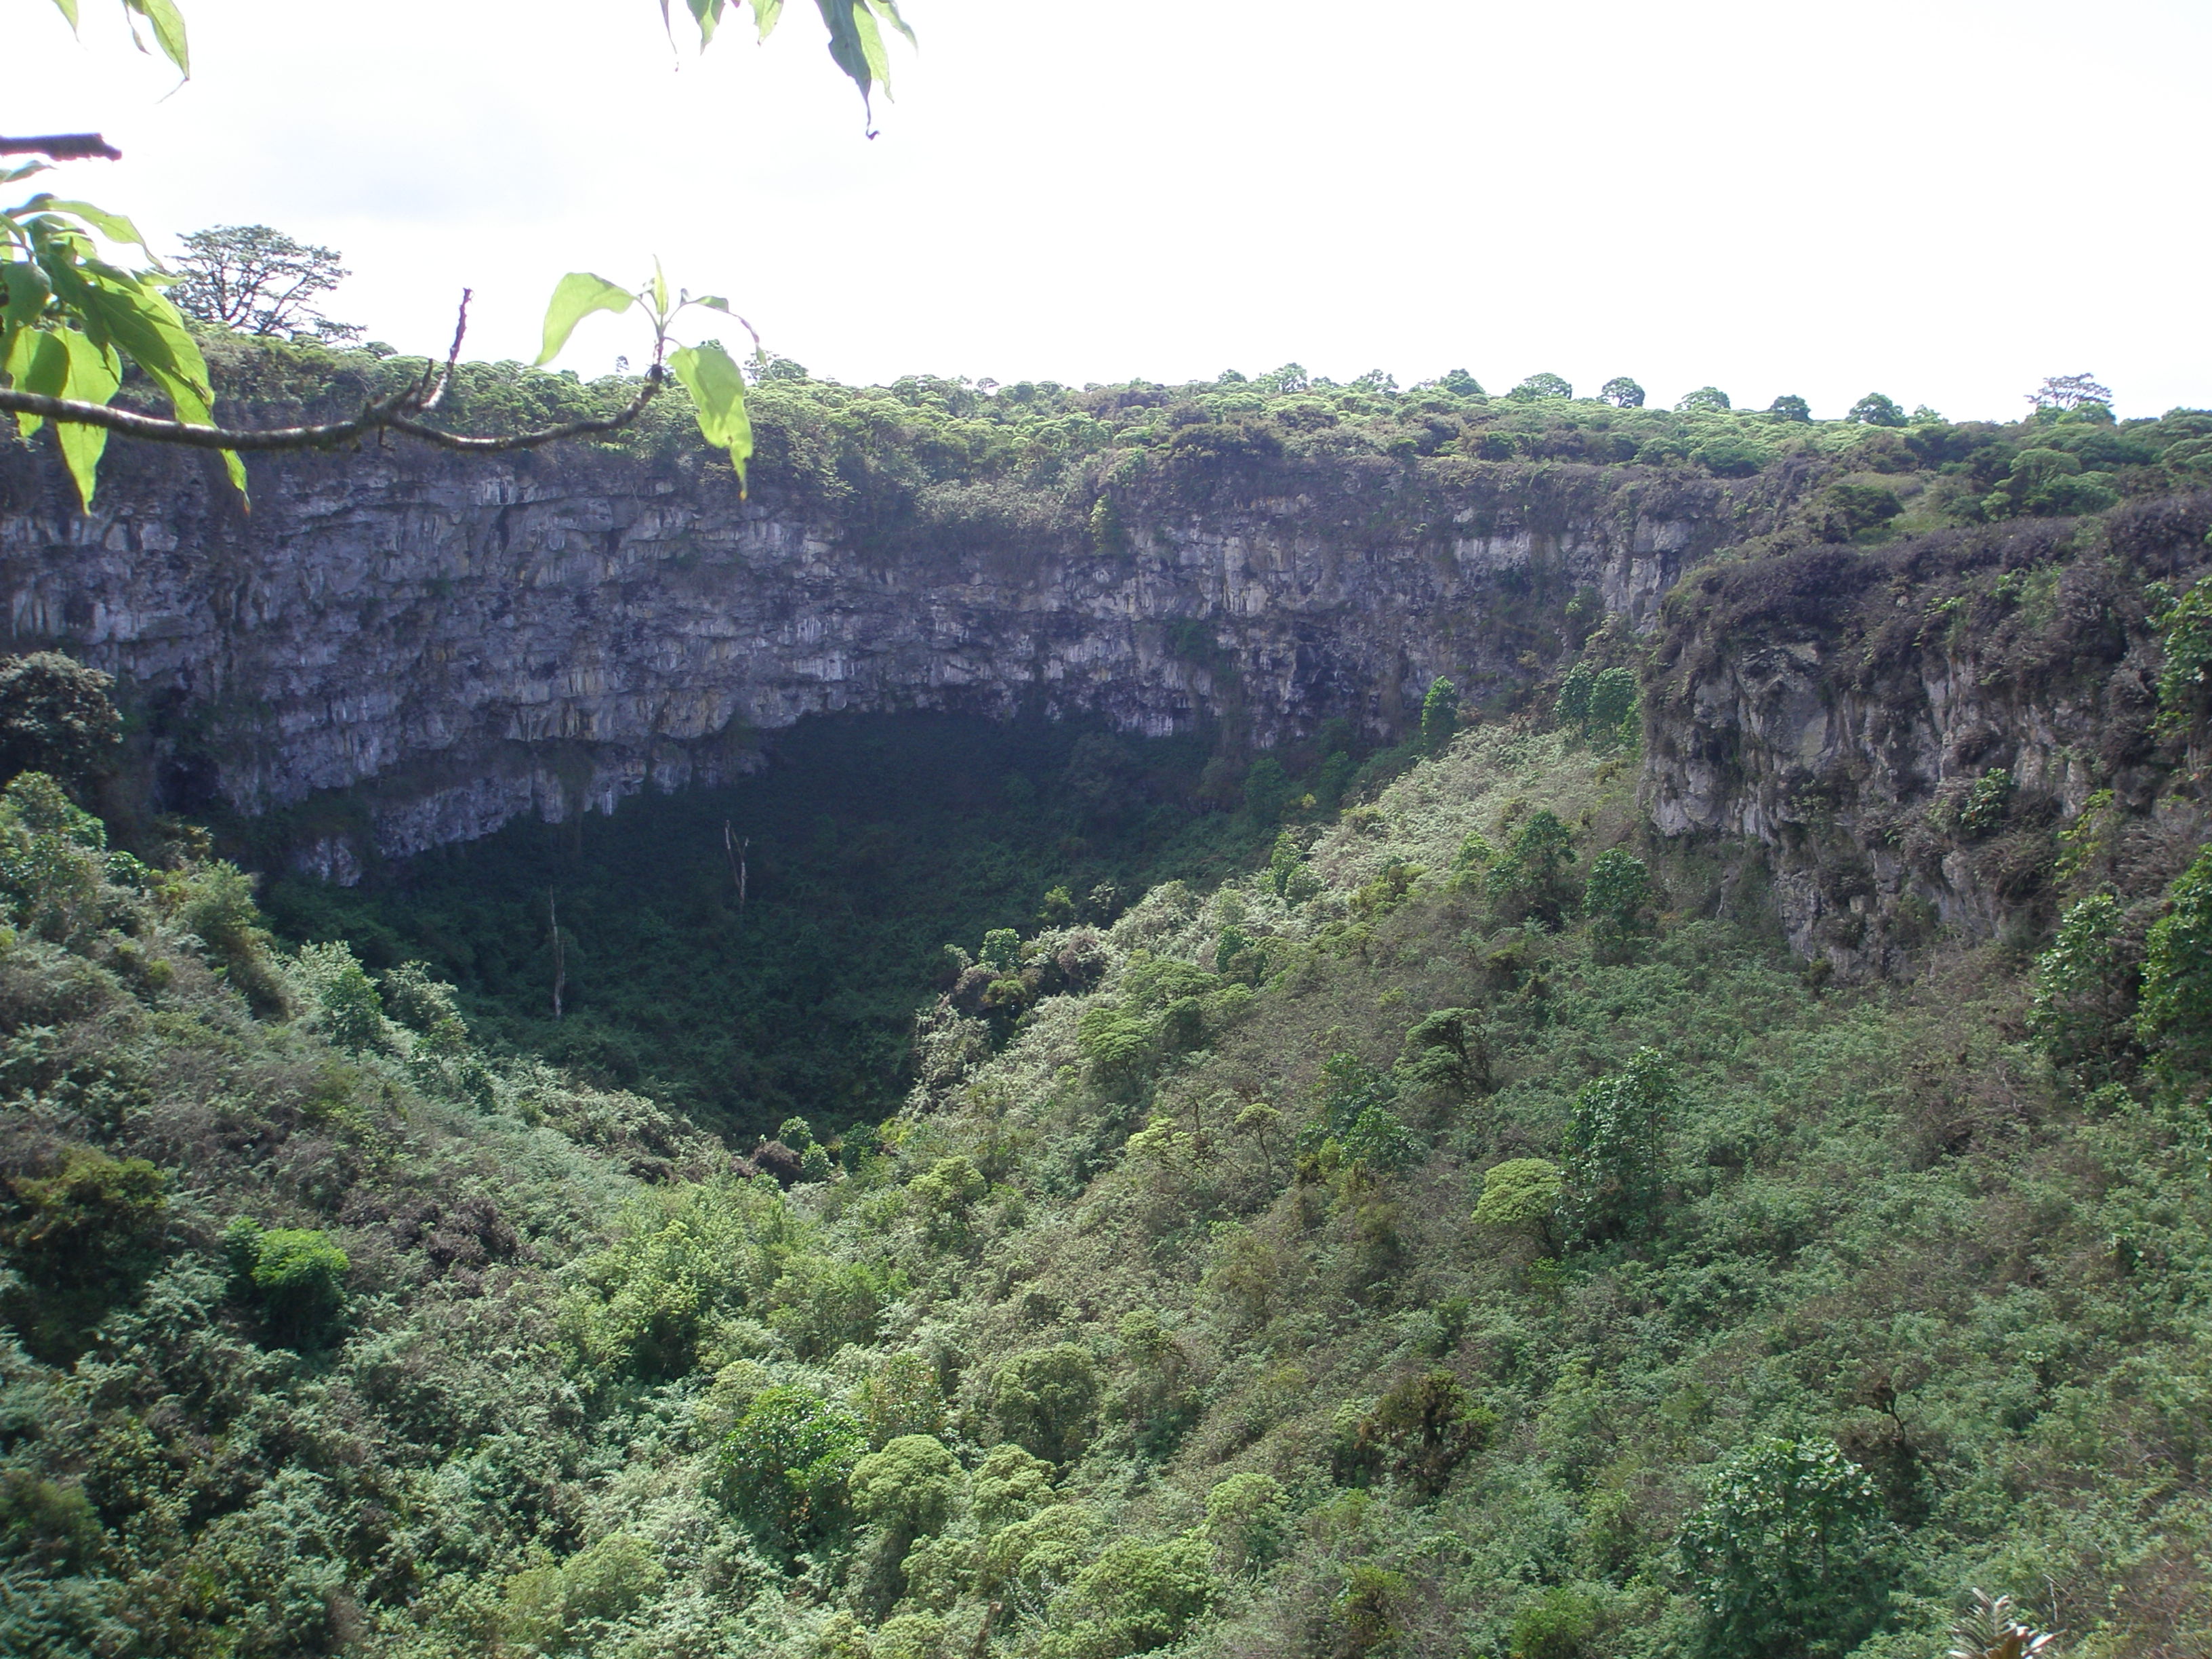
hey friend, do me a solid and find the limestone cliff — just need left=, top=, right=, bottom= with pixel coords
left=0, top=434, right=1738, bottom=876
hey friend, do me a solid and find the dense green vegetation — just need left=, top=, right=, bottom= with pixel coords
left=3, top=377, right=2211, bottom=1658
left=256, top=714, right=1378, bottom=1141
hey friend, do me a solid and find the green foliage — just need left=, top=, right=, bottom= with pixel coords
left=1204, top=1472, right=1290, bottom=1572
left=0, top=770, right=109, bottom=943
left=1243, top=756, right=1296, bottom=825
left=1038, top=1530, right=1216, bottom=1659
left=1768, top=394, right=1811, bottom=422
left=560, top=1176, right=772, bottom=1378
left=718, top=1386, right=867, bottom=1552
left=2154, top=573, right=2212, bottom=735
left=1599, top=377, right=1645, bottom=409
left=222, top=1216, right=349, bottom=1343
left=1419, top=676, right=1460, bottom=755
left=1677, top=1436, right=1895, bottom=1659
left=1675, top=386, right=1732, bottom=414
left=1296, top=1051, right=1418, bottom=1173
left=2029, top=890, right=2138, bottom=1074
left=1847, top=392, right=1906, bottom=428
left=1471, top=1157, right=1563, bottom=1253
left=1485, top=808, right=1578, bottom=924
left=1982, top=446, right=2120, bottom=518
left=1560, top=1047, right=1675, bottom=1240
left=972, top=1442, right=1057, bottom=1532
left=1511, top=373, right=1574, bottom=401
left=1332, top=1368, right=1497, bottom=1495
left=851, top=1433, right=960, bottom=1543
left=1556, top=662, right=1595, bottom=731
left=0, top=653, right=121, bottom=791
left=1511, top=1586, right=1605, bottom=1659
left=991, top=1343, right=1103, bottom=1465
left=1582, top=848, right=1653, bottom=949
left=2137, top=844, right=2212, bottom=1078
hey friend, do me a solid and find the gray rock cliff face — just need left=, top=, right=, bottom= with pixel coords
left=1, top=439, right=1734, bottom=876
left=1641, top=509, right=2211, bottom=978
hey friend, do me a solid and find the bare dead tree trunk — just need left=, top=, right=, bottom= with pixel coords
left=724, top=821, right=749, bottom=928
left=549, top=893, right=565, bottom=1021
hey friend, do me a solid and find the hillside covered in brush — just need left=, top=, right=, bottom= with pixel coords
left=0, top=361, right=2209, bottom=1659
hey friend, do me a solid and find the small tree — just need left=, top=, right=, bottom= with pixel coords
left=1586, top=665, right=1639, bottom=743
left=223, top=1216, right=350, bottom=1344
left=1560, top=1048, right=1675, bottom=1240
left=1471, top=1158, right=1563, bottom=1254
left=1768, top=393, right=1812, bottom=422
left=851, top=1433, right=961, bottom=1550
left=1510, top=371, right=1574, bottom=401
left=1486, top=809, right=1578, bottom=926
left=2137, top=844, right=2212, bottom=1078
left=1583, top=848, right=1653, bottom=951
left=1847, top=392, right=1907, bottom=428
left=0, top=654, right=122, bottom=792
left=1675, top=386, right=1732, bottom=413
left=2027, top=372, right=2112, bottom=412
left=1419, top=676, right=1460, bottom=755
left=1677, top=1436, right=1895, bottom=1659
left=1437, top=368, right=1485, bottom=396
left=717, top=1387, right=867, bottom=1553
left=171, top=224, right=361, bottom=342
left=1556, top=662, right=1596, bottom=731
left=1598, top=376, right=1645, bottom=409
left=991, top=1344, right=1103, bottom=1465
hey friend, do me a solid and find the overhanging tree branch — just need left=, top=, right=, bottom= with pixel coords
left=0, top=134, right=123, bottom=161
left=0, top=289, right=668, bottom=456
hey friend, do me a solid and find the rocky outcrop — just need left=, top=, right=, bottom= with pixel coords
left=1642, top=498, right=2212, bottom=977
left=1, top=436, right=1739, bottom=874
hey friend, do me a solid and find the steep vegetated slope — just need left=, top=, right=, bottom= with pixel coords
left=0, top=365, right=2209, bottom=1659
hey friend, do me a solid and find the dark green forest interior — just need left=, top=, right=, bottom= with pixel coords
left=1, top=340, right=2209, bottom=1659
left=260, top=713, right=1366, bottom=1141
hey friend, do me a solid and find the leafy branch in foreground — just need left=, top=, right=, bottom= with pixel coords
left=4, top=0, right=910, bottom=504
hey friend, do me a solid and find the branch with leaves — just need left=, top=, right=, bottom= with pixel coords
left=4, top=0, right=912, bottom=506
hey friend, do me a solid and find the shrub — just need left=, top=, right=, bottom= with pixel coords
left=991, top=1343, right=1103, bottom=1465
left=294, top=940, right=388, bottom=1052
left=1244, top=756, right=1296, bottom=825
left=971, top=1442, right=1057, bottom=1531
left=2138, top=844, right=2212, bottom=1078
left=2154, top=573, right=2212, bottom=736
left=851, top=1433, right=961, bottom=1545
left=1676, top=1436, right=1894, bottom=1659
left=560, top=1176, right=764, bottom=1378
left=1582, top=848, right=1653, bottom=948
left=1204, top=1472, right=1290, bottom=1572
left=1298, top=1052, right=1419, bottom=1174
left=1471, top=1158, right=1563, bottom=1254
left=222, top=1216, right=349, bottom=1344
left=1560, top=1048, right=1676, bottom=1240
left=1847, top=392, right=1906, bottom=427
left=718, top=1386, right=867, bottom=1551
left=1556, top=663, right=1595, bottom=731
left=0, top=771, right=109, bottom=943
left=910, top=1155, right=989, bottom=1248
left=1419, top=676, right=1459, bottom=755
left=2028, top=890, right=2139, bottom=1075
left=0, top=653, right=121, bottom=791
left=1038, top=1530, right=1216, bottom=1659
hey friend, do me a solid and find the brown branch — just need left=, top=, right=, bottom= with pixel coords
left=0, top=374, right=665, bottom=454
left=1, top=291, right=668, bottom=457
left=0, top=133, right=122, bottom=161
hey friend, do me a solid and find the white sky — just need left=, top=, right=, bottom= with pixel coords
left=12, top=0, right=2210, bottom=419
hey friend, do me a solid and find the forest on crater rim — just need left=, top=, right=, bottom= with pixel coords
left=0, top=342, right=2208, bottom=1659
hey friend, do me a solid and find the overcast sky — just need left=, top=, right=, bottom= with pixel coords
left=14, top=0, right=2209, bottom=419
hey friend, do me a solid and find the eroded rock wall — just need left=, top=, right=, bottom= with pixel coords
left=1641, top=498, right=2212, bottom=977
left=0, top=438, right=1735, bottom=872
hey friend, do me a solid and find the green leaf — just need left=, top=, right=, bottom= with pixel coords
left=4, top=328, right=68, bottom=438
left=748, top=0, right=785, bottom=39
left=128, top=0, right=190, bottom=75
left=30, top=197, right=157, bottom=260
left=535, top=273, right=633, bottom=367
left=651, top=261, right=670, bottom=323
left=51, top=329, right=120, bottom=509
left=695, top=295, right=731, bottom=312
left=867, top=0, right=916, bottom=48
left=684, top=0, right=725, bottom=45
left=815, top=0, right=891, bottom=100
left=47, top=0, right=80, bottom=33
left=668, top=342, right=753, bottom=492
left=2, top=260, right=54, bottom=335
